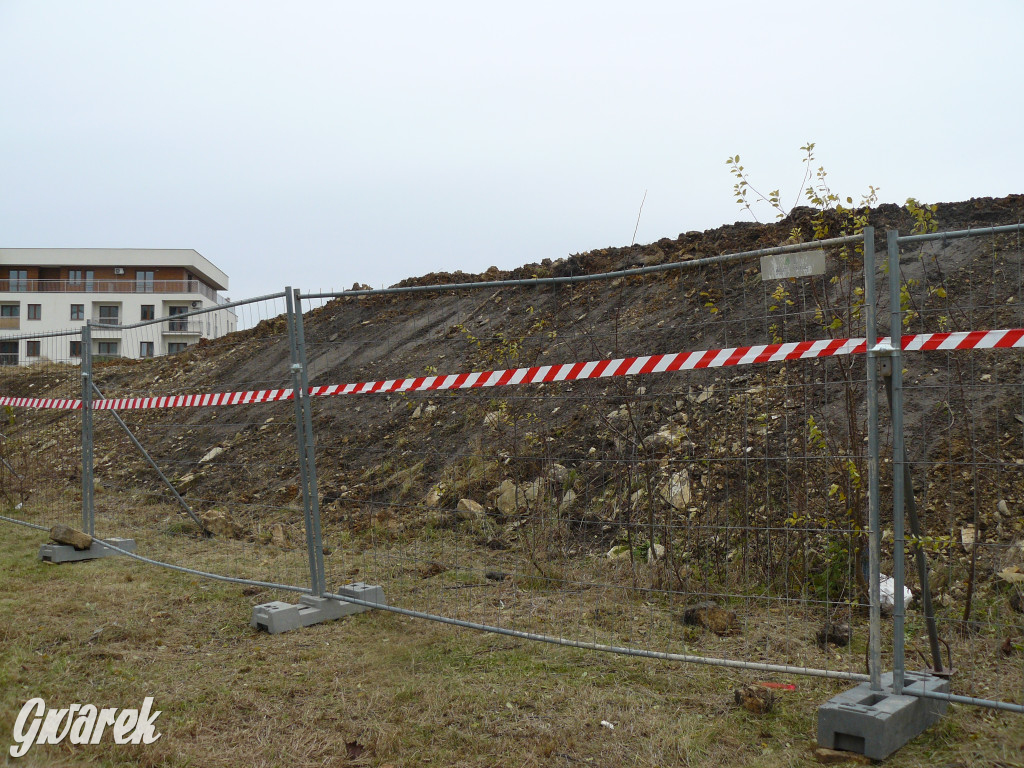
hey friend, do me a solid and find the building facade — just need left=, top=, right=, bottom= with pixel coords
left=0, top=248, right=235, bottom=365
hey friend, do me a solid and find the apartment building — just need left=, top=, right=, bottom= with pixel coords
left=0, top=248, right=236, bottom=365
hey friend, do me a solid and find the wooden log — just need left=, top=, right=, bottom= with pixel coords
left=49, top=524, right=93, bottom=551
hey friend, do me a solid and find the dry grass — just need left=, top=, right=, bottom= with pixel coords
left=2, top=523, right=1024, bottom=767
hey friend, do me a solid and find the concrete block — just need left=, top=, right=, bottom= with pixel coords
left=817, top=671, right=949, bottom=760
left=251, top=583, right=386, bottom=634
left=39, top=537, right=137, bottom=563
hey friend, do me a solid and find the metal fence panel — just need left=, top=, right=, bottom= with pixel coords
left=299, top=232, right=881, bottom=680
left=83, top=295, right=319, bottom=594
left=888, top=223, right=1024, bottom=711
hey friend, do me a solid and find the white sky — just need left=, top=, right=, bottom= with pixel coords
left=2, top=1, right=1021, bottom=300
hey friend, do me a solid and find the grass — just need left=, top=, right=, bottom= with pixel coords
left=2, top=523, right=1024, bottom=767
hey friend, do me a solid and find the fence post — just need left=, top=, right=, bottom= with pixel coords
left=862, top=227, right=882, bottom=692
left=886, top=229, right=907, bottom=695
left=292, top=289, right=326, bottom=597
left=81, top=322, right=94, bottom=536
left=284, top=288, right=324, bottom=597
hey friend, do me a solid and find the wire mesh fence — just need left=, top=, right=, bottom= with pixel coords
left=890, top=223, right=1024, bottom=709
left=0, top=328, right=83, bottom=533
left=298, top=231, right=882, bottom=680
left=4, top=220, right=1024, bottom=717
left=83, top=294, right=319, bottom=594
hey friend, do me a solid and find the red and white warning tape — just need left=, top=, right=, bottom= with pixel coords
left=2, top=329, right=1023, bottom=411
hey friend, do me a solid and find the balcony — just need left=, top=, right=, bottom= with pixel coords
left=0, top=317, right=20, bottom=331
left=162, top=320, right=204, bottom=335
left=0, top=278, right=223, bottom=303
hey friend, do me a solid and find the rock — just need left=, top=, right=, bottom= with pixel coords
left=816, top=622, right=852, bottom=648
left=456, top=498, right=486, bottom=521
left=423, top=404, right=438, bottom=417
left=734, top=684, right=773, bottom=714
left=642, top=425, right=685, bottom=453
left=424, top=483, right=448, bottom=508
left=485, top=570, right=510, bottom=581
left=547, top=463, right=571, bottom=484
left=49, top=524, right=92, bottom=551
left=177, top=472, right=198, bottom=490
left=559, top=489, right=577, bottom=511
left=607, top=544, right=632, bottom=560
left=411, top=405, right=422, bottom=419
left=812, top=747, right=871, bottom=764
left=680, top=601, right=740, bottom=636
left=961, top=525, right=976, bottom=551
left=270, top=523, right=288, bottom=548
left=998, top=499, right=1011, bottom=516
left=493, top=479, right=543, bottom=516
left=199, top=446, right=224, bottom=464
left=200, top=508, right=244, bottom=539
left=483, top=411, right=504, bottom=429
left=659, top=471, right=691, bottom=509
left=647, top=542, right=666, bottom=563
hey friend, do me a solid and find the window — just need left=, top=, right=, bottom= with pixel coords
left=139, top=341, right=154, bottom=358
left=98, top=305, right=119, bottom=324
left=168, top=342, right=189, bottom=354
left=168, top=305, right=188, bottom=331
left=141, top=304, right=155, bottom=321
left=27, top=304, right=41, bottom=320
left=97, top=341, right=119, bottom=357
left=26, top=341, right=40, bottom=357
left=70, top=304, right=85, bottom=320
left=9, top=270, right=28, bottom=291
left=70, top=340, right=82, bottom=358
left=0, top=342, right=17, bottom=366
left=136, top=271, right=155, bottom=292
left=69, top=270, right=94, bottom=291
left=1, top=305, right=19, bottom=318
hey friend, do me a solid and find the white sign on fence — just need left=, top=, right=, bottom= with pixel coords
left=760, top=249, right=827, bottom=281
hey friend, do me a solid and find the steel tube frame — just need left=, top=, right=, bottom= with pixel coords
left=863, top=227, right=883, bottom=692
left=887, top=230, right=908, bottom=695
left=81, top=323, right=94, bottom=535
left=303, top=234, right=865, bottom=299
left=285, top=288, right=324, bottom=597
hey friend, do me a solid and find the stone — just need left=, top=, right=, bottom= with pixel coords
left=270, top=523, right=288, bottom=548
left=424, top=483, right=447, bottom=508
left=199, top=446, right=224, bottom=464
left=201, top=508, right=244, bottom=539
left=547, top=463, right=570, bottom=484
left=734, top=684, right=774, bottom=714
left=659, top=471, right=691, bottom=509
left=607, top=544, right=631, bottom=560
left=998, top=499, right=1011, bottom=516
left=483, top=411, right=504, bottom=429
left=411, top=405, right=422, bottom=419
left=49, top=524, right=93, bottom=551
left=647, top=542, right=665, bottom=563
left=680, top=601, right=740, bottom=636
left=456, top=498, right=486, bottom=521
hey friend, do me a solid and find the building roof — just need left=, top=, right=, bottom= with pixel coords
left=0, top=248, right=229, bottom=290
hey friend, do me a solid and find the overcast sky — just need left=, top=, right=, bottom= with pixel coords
left=2, top=1, right=1021, bottom=301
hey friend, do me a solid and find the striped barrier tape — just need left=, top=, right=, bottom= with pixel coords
left=2, top=328, right=1023, bottom=412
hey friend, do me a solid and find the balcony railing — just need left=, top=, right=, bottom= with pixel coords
left=0, top=278, right=222, bottom=303
left=0, top=318, right=20, bottom=331
left=163, top=320, right=204, bottom=335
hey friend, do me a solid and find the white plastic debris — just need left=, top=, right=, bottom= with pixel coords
left=600, top=720, right=615, bottom=730
left=879, top=573, right=913, bottom=608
